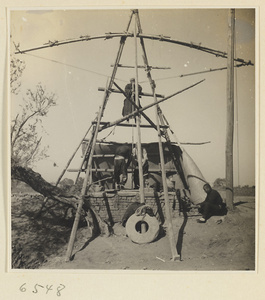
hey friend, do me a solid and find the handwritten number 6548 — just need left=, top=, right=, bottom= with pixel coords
left=19, top=283, right=66, bottom=296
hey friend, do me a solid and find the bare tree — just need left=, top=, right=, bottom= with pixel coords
left=10, top=58, right=110, bottom=237
left=11, top=83, right=56, bottom=168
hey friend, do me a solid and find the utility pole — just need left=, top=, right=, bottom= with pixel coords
left=226, top=8, right=235, bottom=210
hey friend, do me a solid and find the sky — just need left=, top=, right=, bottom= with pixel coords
left=9, top=8, right=255, bottom=186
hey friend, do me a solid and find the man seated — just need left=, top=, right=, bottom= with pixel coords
left=197, top=183, right=227, bottom=223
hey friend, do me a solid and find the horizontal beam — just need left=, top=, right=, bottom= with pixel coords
left=111, top=63, right=170, bottom=70
left=92, top=154, right=115, bottom=158
left=98, top=87, right=164, bottom=98
left=83, top=140, right=211, bottom=145
left=113, top=123, right=169, bottom=128
left=67, top=168, right=176, bottom=173
left=14, top=33, right=133, bottom=54
left=14, top=32, right=253, bottom=66
left=91, top=121, right=168, bottom=129
left=91, top=152, right=176, bottom=157
left=137, top=33, right=254, bottom=66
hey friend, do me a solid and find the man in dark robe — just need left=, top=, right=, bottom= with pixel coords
left=197, top=183, right=227, bottom=223
left=122, top=78, right=143, bottom=119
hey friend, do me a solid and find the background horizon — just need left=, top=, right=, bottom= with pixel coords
left=10, top=8, right=255, bottom=187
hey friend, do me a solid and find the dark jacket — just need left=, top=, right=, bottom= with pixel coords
left=204, top=189, right=223, bottom=207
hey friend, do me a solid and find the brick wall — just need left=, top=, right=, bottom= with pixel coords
left=85, top=189, right=182, bottom=225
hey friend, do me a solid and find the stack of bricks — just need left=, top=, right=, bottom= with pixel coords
left=85, top=189, right=180, bottom=224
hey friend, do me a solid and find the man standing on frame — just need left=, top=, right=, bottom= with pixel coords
left=122, top=78, right=143, bottom=120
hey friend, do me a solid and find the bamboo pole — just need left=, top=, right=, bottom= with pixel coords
left=111, top=63, right=170, bottom=70
left=65, top=12, right=135, bottom=261
left=91, top=120, right=166, bottom=127
left=136, top=10, right=188, bottom=189
left=15, top=32, right=253, bottom=66
left=74, top=99, right=107, bottom=183
left=153, top=90, right=179, bottom=261
left=92, top=154, right=115, bottom=158
left=98, top=87, right=164, bottom=98
left=134, top=10, right=179, bottom=261
left=137, top=11, right=187, bottom=188
left=74, top=125, right=96, bottom=184
left=67, top=167, right=179, bottom=173
left=226, top=9, right=235, bottom=210
left=55, top=123, right=93, bottom=185
left=96, top=10, right=134, bottom=116
left=99, top=122, right=168, bottom=129
left=180, top=63, right=247, bottom=78
left=134, top=18, right=145, bottom=204
left=65, top=82, right=109, bottom=261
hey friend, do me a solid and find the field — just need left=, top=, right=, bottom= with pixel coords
left=11, top=192, right=255, bottom=271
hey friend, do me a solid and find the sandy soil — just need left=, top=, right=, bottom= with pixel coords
left=11, top=194, right=255, bottom=271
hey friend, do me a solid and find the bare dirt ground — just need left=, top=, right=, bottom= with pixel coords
left=11, top=194, right=255, bottom=271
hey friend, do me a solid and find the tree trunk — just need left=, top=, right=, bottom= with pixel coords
left=11, top=165, right=110, bottom=236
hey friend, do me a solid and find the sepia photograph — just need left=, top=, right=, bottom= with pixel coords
left=9, top=8, right=255, bottom=273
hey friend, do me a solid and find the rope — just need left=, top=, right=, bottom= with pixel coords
left=99, top=125, right=117, bottom=141
left=24, top=53, right=128, bottom=83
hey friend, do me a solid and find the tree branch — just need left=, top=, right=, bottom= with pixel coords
left=11, top=111, right=38, bottom=148
left=11, top=165, right=110, bottom=235
left=10, top=114, right=19, bottom=142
